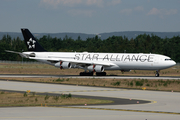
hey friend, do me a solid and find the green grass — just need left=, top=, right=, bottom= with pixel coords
left=0, top=91, right=113, bottom=107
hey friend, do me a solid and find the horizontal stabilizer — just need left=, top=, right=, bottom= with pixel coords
left=5, top=50, right=29, bottom=58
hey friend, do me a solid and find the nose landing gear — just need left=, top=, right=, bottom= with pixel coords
left=155, top=70, right=160, bottom=77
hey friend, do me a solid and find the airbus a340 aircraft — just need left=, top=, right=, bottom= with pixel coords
left=6, top=29, right=176, bottom=77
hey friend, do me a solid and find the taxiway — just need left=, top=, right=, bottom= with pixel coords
left=0, top=74, right=179, bottom=79
left=0, top=79, right=180, bottom=120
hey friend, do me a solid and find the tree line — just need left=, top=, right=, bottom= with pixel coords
left=0, top=34, right=180, bottom=62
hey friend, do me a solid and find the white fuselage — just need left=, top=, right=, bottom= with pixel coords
left=24, top=52, right=176, bottom=71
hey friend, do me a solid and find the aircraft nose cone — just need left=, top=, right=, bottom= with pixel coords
left=172, top=60, right=176, bottom=66
left=168, top=60, right=176, bottom=67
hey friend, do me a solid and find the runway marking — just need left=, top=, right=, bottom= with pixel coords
left=58, top=106, right=180, bottom=115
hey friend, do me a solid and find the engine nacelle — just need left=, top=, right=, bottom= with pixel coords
left=87, top=65, right=104, bottom=72
left=55, top=62, right=71, bottom=69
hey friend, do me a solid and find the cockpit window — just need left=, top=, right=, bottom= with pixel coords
left=165, top=59, right=172, bottom=61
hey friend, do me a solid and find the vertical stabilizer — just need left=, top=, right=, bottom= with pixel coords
left=21, top=29, right=46, bottom=52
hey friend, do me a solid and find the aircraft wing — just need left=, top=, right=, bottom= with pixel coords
left=29, top=57, right=116, bottom=66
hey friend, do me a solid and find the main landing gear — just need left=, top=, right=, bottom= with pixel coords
left=79, top=72, right=107, bottom=76
left=96, top=72, right=106, bottom=76
left=79, top=72, right=93, bottom=76
left=155, top=70, right=160, bottom=77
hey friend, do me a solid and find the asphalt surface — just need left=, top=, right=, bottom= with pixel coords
left=1, top=107, right=179, bottom=120
left=0, top=75, right=180, bottom=120
left=0, top=74, right=180, bottom=79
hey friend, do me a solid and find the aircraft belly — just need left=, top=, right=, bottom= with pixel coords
left=118, top=61, right=152, bottom=69
left=104, top=61, right=152, bottom=70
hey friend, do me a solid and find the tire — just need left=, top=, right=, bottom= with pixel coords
left=79, top=72, right=93, bottom=76
left=155, top=73, right=159, bottom=77
left=96, top=72, right=106, bottom=76
left=79, top=72, right=84, bottom=76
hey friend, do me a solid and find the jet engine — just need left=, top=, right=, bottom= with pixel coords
left=55, top=61, right=71, bottom=69
left=87, top=65, right=104, bottom=72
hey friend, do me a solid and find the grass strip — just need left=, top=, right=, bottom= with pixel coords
left=0, top=91, right=113, bottom=107
left=1, top=77, right=180, bottom=92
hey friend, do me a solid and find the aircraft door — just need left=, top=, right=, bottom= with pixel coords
left=154, top=56, right=159, bottom=64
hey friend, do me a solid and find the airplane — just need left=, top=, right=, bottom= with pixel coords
left=6, top=29, right=176, bottom=77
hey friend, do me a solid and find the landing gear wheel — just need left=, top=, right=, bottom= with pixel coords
left=155, top=73, right=159, bottom=77
left=96, top=72, right=106, bottom=76
left=79, top=72, right=93, bottom=76
left=155, top=71, right=160, bottom=77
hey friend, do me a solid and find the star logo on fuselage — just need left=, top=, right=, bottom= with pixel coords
left=27, top=38, right=36, bottom=49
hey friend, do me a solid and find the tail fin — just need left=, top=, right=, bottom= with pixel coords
left=21, top=29, right=46, bottom=52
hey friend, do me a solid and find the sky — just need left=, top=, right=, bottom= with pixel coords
left=0, top=0, right=180, bottom=34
